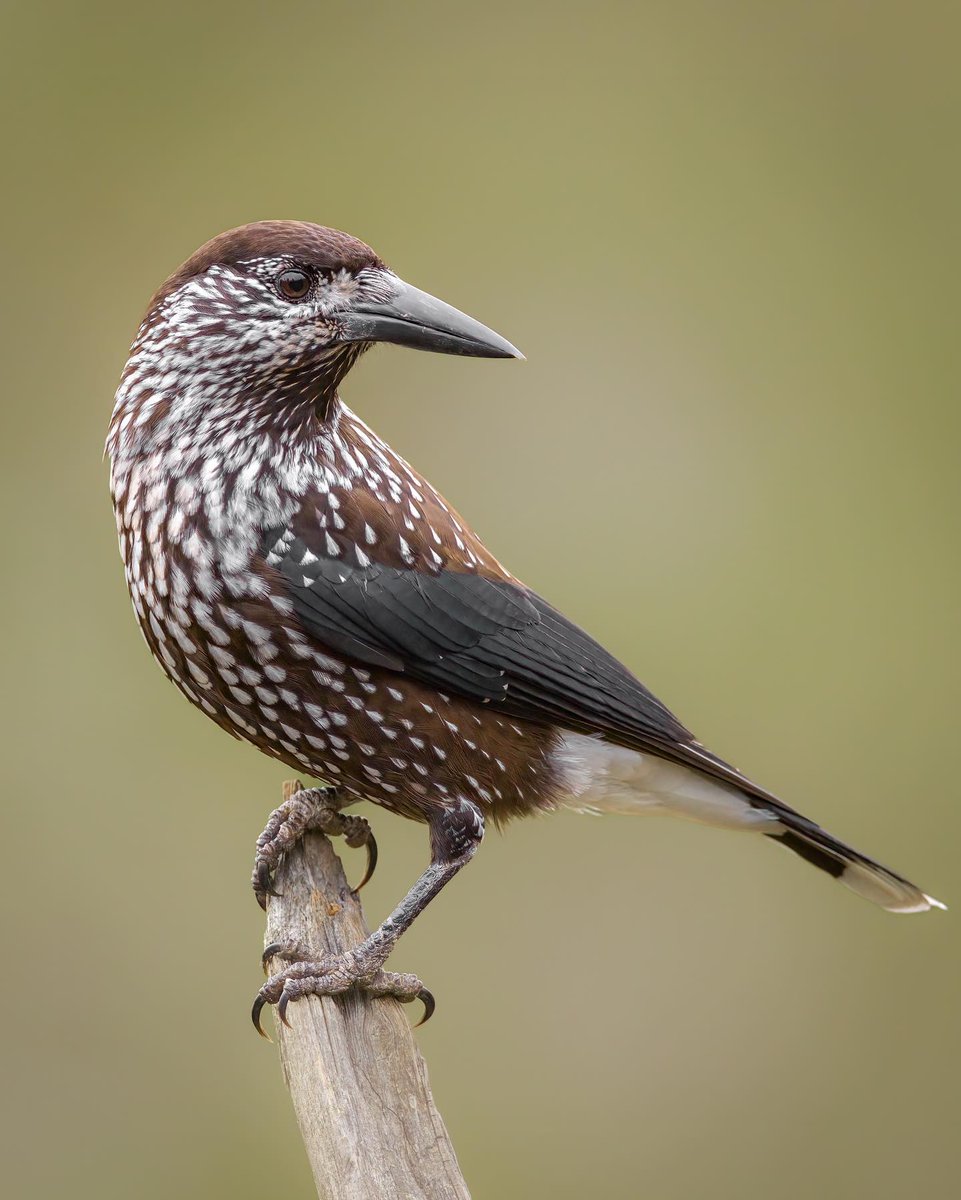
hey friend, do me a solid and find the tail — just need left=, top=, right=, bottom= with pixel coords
left=553, top=733, right=944, bottom=912
left=767, top=814, right=945, bottom=914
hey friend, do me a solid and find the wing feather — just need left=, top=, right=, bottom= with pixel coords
left=263, top=520, right=788, bottom=806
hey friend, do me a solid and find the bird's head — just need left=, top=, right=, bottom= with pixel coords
left=130, top=221, right=521, bottom=399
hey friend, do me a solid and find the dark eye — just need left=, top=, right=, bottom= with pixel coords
left=276, top=267, right=312, bottom=301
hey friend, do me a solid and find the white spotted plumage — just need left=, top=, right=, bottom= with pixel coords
left=107, top=222, right=943, bottom=918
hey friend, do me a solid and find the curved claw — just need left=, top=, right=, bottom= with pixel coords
left=277, top=990, right=294, bottom=1029
left=261, top=942, right=285, bottom=974
left=251, top=994, right=271, bottom=1040
left=414, top=987, right=435, bottom=1027
left=255, top=861, right=281, bottom=910
left=353, top=832, right=378, bottom=892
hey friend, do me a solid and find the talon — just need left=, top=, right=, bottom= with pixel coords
left=250, top=954, right=428, bottom=1038
left=251, top=994, right=271, bottom=1039
left=277, top=990, right=293, bottom=1029
left=261, top=942, right=285, bottom=973
left=253, top=789, right=374, bottom=906
left=415, top=988, right=435, bottom=1027
left=354, top=832, right=378, bottom=892
left=255, top=860, right=280, bottom=909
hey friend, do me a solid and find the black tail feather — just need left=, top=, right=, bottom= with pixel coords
left=765, top=817, right=942, bottom=913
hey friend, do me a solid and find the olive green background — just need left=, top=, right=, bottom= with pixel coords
left=3, top=2, right=958, bottom=1197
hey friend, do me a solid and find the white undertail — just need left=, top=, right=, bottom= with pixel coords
left=553, top=731, right=945, bottom=914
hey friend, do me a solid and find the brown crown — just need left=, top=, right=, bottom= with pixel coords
left=150, top=221, right=386, bottom=308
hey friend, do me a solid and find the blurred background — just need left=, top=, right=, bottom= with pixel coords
left=2, top=2, right=959, bottom=1196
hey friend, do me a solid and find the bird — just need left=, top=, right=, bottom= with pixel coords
left=106, top=221, right=943, bottom=1031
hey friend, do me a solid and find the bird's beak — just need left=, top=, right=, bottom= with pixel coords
left=338, top=276, right=524, bottom=360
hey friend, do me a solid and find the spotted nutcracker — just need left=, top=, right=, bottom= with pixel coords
left=106, top=221, right=943, bottom=1031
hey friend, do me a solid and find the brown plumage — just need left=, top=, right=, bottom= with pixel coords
left=107, top=222, right=942, bottom=1030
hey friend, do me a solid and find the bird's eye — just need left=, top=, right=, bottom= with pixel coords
left=275, top=268, right=313, bottom=301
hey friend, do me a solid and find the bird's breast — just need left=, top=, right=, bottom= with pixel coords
left=111, top=456, right=563, bottom=821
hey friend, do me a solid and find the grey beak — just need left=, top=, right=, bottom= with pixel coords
left=338, top=276, right=524, bottom=360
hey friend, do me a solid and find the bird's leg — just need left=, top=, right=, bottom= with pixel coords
left=253, top=798, right=484, bottom=1033
left=252, top=784, right=376, bottom=909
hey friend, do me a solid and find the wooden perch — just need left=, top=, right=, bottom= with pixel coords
left=263, top=781, right=471, bottom=1200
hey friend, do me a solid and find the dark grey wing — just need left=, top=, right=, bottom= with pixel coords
left=264, top=525, right=781, bottom=804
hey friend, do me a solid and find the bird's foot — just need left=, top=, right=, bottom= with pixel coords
left=254, top=939, right=434, bottom=1035
left=252, top=785, right=377, bottom=908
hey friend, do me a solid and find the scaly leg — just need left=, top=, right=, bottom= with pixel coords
left=253, top=798, right=484, bottom=1032
left=252, top=785, right=377, bottom=909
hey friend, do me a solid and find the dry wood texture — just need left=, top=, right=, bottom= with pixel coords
left=263, top=781, right=471, bottom=1200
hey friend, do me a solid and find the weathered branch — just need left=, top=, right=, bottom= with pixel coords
left=263, top=781, right=471, bottom=1200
